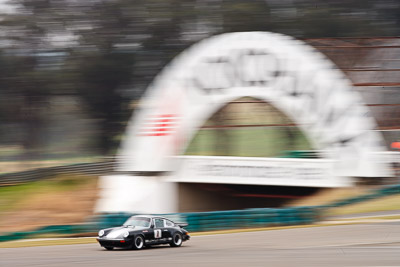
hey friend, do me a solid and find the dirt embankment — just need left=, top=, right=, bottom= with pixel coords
left=0, top=176, right=99, bottom=233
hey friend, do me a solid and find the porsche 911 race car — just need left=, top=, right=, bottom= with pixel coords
left=97, top=215, right=190, bottom=250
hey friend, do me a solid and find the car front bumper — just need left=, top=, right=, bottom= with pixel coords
left=97, top=238, right=132, bottom=248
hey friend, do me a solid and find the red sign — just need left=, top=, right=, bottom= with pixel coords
left=139, top=114, right=179, bottom=136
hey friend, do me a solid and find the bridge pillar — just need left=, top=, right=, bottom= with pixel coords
left=95, top=175, right=178, bottom=214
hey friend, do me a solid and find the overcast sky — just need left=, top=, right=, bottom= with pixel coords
left=0, top=0, right=15, bottom=13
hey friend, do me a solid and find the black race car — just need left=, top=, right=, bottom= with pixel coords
left=97, top=215, right=190, bottom=250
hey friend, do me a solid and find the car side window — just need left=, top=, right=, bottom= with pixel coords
left=154, top=218, right=164, bottom=228
left=165, top=220, right=174, bottom=227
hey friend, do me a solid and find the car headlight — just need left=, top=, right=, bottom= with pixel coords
left=123, top=230, right=129, bottom=238
left=98, top=230, right=105, bottom=237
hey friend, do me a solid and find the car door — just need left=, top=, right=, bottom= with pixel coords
left=153, top=218, right=165, bottom=243
left=163, top=219, right=174, bottom=240
left=143, top=219, right=155, bottom=243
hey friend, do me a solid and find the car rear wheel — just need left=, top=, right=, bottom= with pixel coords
left=104, top=246, right=114, bottom=250
left=170, top=233, right=182, bottom=247
left=132, top=235, right=144, bottom=250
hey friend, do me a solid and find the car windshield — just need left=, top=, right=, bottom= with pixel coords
left=123, top=217, right=151, bottom=227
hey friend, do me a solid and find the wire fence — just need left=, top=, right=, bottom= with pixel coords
left=0, top=160, right=116, bottom=186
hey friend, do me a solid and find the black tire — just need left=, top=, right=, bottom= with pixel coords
left=104, top=247, right=114, bottom=250
left=132, top=235, right=145, bottom=250
left=170, top=233, right=183, bottom=247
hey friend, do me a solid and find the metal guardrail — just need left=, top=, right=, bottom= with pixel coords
left=0, top=160, right=116, bottom=186
left=181, top=207, right=318, bottom=232
left=0, top=207, right=320, bottom=242
left=92, top=207, right=319, bottom=233
left=0, top=224, right=91, bottom=242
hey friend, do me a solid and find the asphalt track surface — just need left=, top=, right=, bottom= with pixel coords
left=1, top=222, right=399, bottom=267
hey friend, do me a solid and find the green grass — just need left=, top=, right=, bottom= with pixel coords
left=0, top=175, right=94, bottom=213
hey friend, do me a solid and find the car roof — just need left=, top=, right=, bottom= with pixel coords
left=131, top=215, right=172, bottom=221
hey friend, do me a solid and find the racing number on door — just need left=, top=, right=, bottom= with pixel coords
left=154, top=229, right=162, bottom=238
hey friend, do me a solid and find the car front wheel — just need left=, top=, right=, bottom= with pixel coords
left=132, top=235, right=144, bottom=250
left=170, top=233, right=182, bottom=247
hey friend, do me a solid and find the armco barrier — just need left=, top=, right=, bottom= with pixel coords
left=94, top=212, right=134, bottom=230
left=0, top=207, right=319, bottom=242
left=0, top=224, right=89, bottom=242
left=91, top=207, right=319, bottom=233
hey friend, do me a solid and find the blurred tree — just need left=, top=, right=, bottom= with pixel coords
left=0, top=0, right=67, bottom=158
left=75, top=52, right=134, bottom=154
left=221, top=0, right=272, bottom=33
left=66, top=1, right=137, bottom=154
